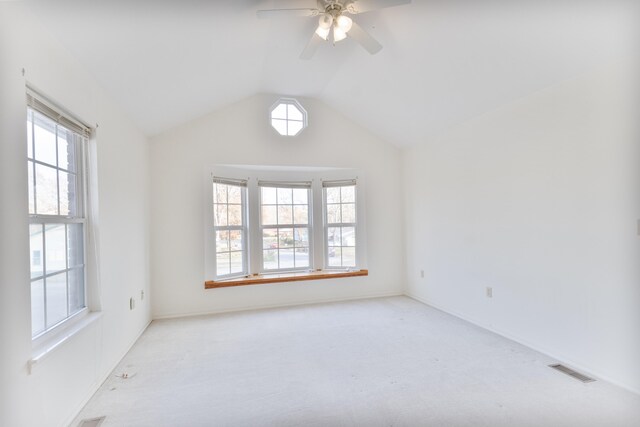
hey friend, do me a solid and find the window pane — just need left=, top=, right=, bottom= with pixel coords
left=45, top=224, right=66, bottom=274
left=67, top=223, right=84, bottom=268
left=342, top=247, right=356, bottom=267
left=295, top=248, right=309, bottom=268
left=228, top=204, right=242, bottom=226
left=278, top=228, right=294, bottom=248
left=287, top=104, right=303, bottom=121
left=57, top=128, right=76, bottom=172
left=287, top=121, right=304, bottom=136
left=277, top=188, right=292, bottom=204
left=327, top=227, right=341, bottom=247
left=271, top=119, right=287, bottom=135
left=263, top=249, right=278, bottom=270
left=216, top=252, right=230, bottom=276
left=277, top=205, right=292, bottom=225
left=293, top=205, right=308, bottom=225
left=31, top=279, right=45, bottom=336
left=271, top=103, right=287, bottom=119
left=213, top=183, right=227, bottom=204
left=227, top=185, right=241, bottom=204
left=59, top=171, right=77, bottom=216
left=292, top=188, right=307, bottom=205
left=28, top=161, right=35, bottom=214
left=342, top=203, right=356, bottom=223
left=341, top=186, right=355, bottom=203
left=326, top=187, right=340, bottom=204
left=261, top=205, right=277, bottom=225
left=229, top=230, right=243, bottom=251
left=328, top=247, right=342, bottom=267
left=27, top=110, right=33, bottom=159
left=279, top=249, right=294, bottom=269
left=230, top=251, right=243, bottom=274
left=215, top=230, right=229, bottom=253
left=342, top=227, right=356, bottom=247
left=33, top=113, right=57, bottom=166
left=35, top=163, right=59, bottom=215
left=263, top=229, right=278, bottom=249
left=214, top=205, right=228, bottom=227
left=261, top=187, right=276, bottom=204
left=326, top=204, right=340, bottom=224
left=46, top=272, right=68, bottom=327
left=68, top=267, right=85, bottom=314
left=294, top=228, right=309, bottom=247
left=30, top=226, right=43, bottom=279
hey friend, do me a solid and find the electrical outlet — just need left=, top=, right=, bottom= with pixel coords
left=420, top=270, right=425, bottom=279
left=129, top=297, right=135, bottom=310
left=486, top=287, right=493, bottom=298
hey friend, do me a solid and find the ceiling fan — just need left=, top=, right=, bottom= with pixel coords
left=257, top=0, right=411, bottom=59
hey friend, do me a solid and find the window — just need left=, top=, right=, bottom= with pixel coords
left=206, top=168, right=365, bottom=283
left=323, top=180, right=357, bottom=268
left=27, top=90, right=90, bottom=339
left=269, top=98, right=307, bottom=136
left=259, top=182, right=311, bottom=272
left=213, top=178, right=248, bottom=279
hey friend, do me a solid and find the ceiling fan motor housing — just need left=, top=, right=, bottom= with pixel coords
left=320, top=1, right=350, bottom=16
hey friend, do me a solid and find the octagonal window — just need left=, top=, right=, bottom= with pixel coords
left=270, top=99, right=307, bottom=136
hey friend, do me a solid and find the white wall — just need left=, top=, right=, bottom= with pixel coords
left=150, top=94, right=404, bottom=318
left=0, top=4, right=151, bottom=426
left=402, top=60, right=640, bottom=393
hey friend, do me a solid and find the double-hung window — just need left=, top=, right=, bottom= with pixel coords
left=27, top=91, right=90, bottom=338
left=259, top=182, right=311, bottom=272
left=213, top=177, right=248, bottom=278
left=323, top=180, right=357, bottom=268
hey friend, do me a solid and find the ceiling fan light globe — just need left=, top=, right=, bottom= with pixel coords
left=315, top=25, right=330, bottom=40
left=318, top=14, right=333, bottom=29
left=333, top=26, right=347, bottom=42
left=336, top=15, right=353, bottom=32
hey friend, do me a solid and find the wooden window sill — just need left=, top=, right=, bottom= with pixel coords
left=205, top=269, right=368, bottom=289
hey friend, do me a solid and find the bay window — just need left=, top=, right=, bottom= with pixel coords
left=205, top=168, right=365, bottom=284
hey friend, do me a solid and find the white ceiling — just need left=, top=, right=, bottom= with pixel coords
left=26, top=0, right=638, bottom=146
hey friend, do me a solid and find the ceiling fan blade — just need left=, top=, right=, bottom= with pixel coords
left=300, top=32, right=325, bottom=60
left=347, top=21, right=382, bottom=54
left=257, top=8, right=320, bottom=19
left=347, top=0, right=411, bottom=14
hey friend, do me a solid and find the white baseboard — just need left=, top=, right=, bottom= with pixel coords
left=405, top=293, right=640, bottom=396
left=153, top=291, right=404, bottom=320
left=61, top=319, right=152, bottom=427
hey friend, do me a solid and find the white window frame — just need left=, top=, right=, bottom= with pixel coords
left=258, top=181, right=313, bottom=274
left=27, top=88, right=91, bottom=342
left=322, top=180, right=358, bottom=270
left=269, top=98, right=308, bottom=137
left=211, top=177, right=249, bottom=280
left=204, top=166, right=367, bottom=281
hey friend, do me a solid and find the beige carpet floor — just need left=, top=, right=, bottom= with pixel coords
left=73, top=296, right=640, bottom=426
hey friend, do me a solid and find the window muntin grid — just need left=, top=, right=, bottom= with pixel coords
left=324, top=184, right=357, bottom=268
left=213, top=182, right=248, bottom=279
left=27, top=108, right=87, bottom=338
left=270, top=99, right=307, bottom=136
left=259, top=185, right=311, bottom=272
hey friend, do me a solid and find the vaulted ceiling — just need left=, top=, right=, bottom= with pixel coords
left=26, top=0, right=637, bottom=146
